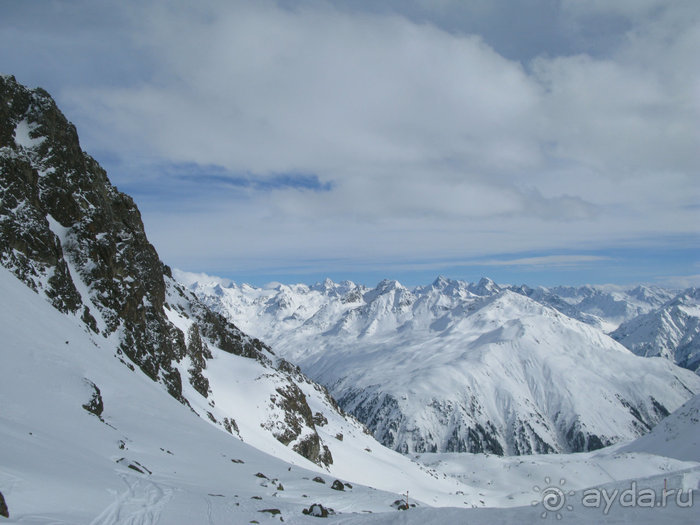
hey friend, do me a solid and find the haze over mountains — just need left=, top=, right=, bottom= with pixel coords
left=1, top=75, right=699, bottom=523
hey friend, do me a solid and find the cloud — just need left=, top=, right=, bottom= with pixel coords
left=654, top=274, right=700, bottom=288
left=4, top=0, right=696, bottom=280
left=478, top=255, right=612, bottom=267
left=71, top=1, right=542, bottom=177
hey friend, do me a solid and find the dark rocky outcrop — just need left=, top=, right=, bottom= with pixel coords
left=563, top=419, right=611, bottom=453
left=262, top=382, right=333, bottom=466
left=302, top=503, right=334, bottom=517
left=186, top=324, right=211, bottom=397
left=0, top=490, right=8, bottom=518
left=312, top=411, right=328, bottom=427
left=81, top=379, right=104, bottom=419
left=222, top=417, right=241, bottom=438
left=391, top=498, right=416, bottom=510
left=116, top=458, right=151, bottom=475
left=330, top=480, right=345, bottom=491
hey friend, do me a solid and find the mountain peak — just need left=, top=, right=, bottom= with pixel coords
left=468, top=276, right=501, bottom=296
left=431, top=275, right=451, bottom=289
left=311, top=277, right=338, bottom=293
left=376, top=278, right=405, bottom=292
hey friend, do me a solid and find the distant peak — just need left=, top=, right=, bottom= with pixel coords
left=311, top=277, right=338, bottom=293
left=431, top=275, right=450, bottom=288
left=671, top=287, right=700, bottom=304
left=376, top=279, right=404, bottom=291
left=468, top=277, right=501, bottom=296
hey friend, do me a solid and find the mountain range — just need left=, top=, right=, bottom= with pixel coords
left=178, top=272, right=700, bottom=455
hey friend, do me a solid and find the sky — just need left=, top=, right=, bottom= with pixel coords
left=1, top=0, right=698, bottom=288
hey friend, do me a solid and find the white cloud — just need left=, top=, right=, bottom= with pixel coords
left=479, top=255, right=611, bottom=267
left=48, top=0, right=699, bottom=275
left=654, top=274, right=700, bottom=289
left=74, top=2, right=542, bottom=176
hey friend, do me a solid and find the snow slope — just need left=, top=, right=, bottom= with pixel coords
left=402, top=394, right=700, bottom=524
left=179, top=273, right=700, bottom=456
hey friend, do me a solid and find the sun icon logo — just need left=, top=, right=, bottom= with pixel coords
left=531, top=476, right=575, bottom=519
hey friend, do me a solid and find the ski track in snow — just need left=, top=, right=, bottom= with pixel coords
left=89, top=475, right=172, bottom=525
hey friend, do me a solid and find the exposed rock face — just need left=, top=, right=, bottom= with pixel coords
left=260, top=382, right=333, bottom=466
left=0, top=75, right=333, bottom=466
left=330, top=479, right=345, bottom=491
left=186, top=324, right=212, bottom=397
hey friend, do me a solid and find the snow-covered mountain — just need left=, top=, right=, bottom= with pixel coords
left=611, top=288, right=700, bottom=373
left=512, top=283, right=676, bottom=332
left=179, top=272, right=700, bottom=456
left=0, top=74, right=377, bottom=469
left=517, top=281, right=699, bottom=373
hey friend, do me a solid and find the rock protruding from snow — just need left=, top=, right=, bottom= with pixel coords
left=81, top=379, right=104, bottom=419
left=302, top=503, right=334, bottom=517
left=0, top=490, right=8, bottom=518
